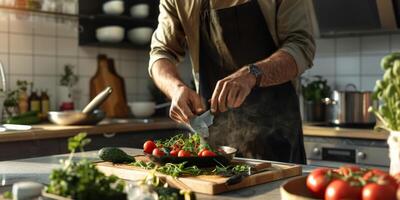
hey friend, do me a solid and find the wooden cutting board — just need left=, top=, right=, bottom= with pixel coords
left=90, top=55, right=130, bottom=118
left=96, top=156, right=302, bottom=195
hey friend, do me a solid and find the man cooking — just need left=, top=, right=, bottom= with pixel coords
left=149, top=0, right=315, bottom=164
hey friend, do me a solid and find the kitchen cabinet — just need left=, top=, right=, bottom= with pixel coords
left=78, top=0, right=159, bottom=49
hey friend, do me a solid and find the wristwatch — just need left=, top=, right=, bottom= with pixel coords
left=247, top=64, right=263, bottom=87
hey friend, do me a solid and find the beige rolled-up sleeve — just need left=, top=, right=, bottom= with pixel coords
left=148, top=0, right=187, bottom=77
left=276, top=0, right=316, bottom=75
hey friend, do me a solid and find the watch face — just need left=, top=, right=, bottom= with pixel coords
left=250, top=64, right=262, bottom=77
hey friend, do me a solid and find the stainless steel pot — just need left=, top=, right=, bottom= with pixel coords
left=324, top=84, right=377, bottom=125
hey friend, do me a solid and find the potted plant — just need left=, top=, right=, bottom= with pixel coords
left=369, top=52, right=400, bottom=174
left=58, top=64, right=78, bottom=110
left=301, top=76, right=331, bottom=122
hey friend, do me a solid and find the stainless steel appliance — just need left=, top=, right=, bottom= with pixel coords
left=305, top=136, right=389, bottom=170
left=324, top=85, right=377, bottom=125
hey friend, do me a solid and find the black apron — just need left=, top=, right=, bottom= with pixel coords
left=199, top=0, right=306, bottom=164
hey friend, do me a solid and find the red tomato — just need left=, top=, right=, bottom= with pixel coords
left=325, top=179, right=362, bottom=200
left=337, top=165, right=362, bottom=176
left=143, top=140, right=156, bottom=154
left=362, top=183, right=396, bottom=200
left=363, top=170, right=397, bottom=190
left=170, top=149, right=179, bottom=157
left=152, top=148, right=165, bottom=157
left=201, top=150, right=217, bottom=157
left=197, top=148, right=207, bottom=157
left=306, top=168, right=336, bottom=198
left=178, top=150, right=191, bottom=157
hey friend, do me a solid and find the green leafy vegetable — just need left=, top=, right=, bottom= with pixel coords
left=370, top=52, right=400, bottom=131
left=302, top=76, right=331, bottom=102
left=2, top=191, right=12, bottom=199
left=46, top=133, right=126, bottom=200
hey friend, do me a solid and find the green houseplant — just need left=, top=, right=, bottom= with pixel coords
left=301, top=76, right=331, bottom=122
left=369, top=52, right=400, bottom=175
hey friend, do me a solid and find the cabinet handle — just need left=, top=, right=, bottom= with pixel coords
left=103, top=132, right=116, bottom=138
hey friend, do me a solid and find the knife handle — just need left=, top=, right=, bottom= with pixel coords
left=225, top=174, right=245, bottom=185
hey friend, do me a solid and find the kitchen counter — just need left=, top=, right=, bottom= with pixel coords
left=0, top=118, right=181, bottom=143
left=303, top=124, right=389, bottom=140
left=0, top=148, right=314, bottom=200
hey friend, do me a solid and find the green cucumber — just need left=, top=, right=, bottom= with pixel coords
left=98, top=147, right=135, bottom=164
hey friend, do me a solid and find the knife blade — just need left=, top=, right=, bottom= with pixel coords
left=187, top=110, right=214, bottom=138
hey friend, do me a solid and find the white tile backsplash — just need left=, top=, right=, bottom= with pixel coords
left=79, top=47, right=98, bottom=58
left=336, top=55, right=360, bottom=75
left=34, top=36, right=56, bottom=56
left=0, top=11, right=9, bottom=32
left=34, top=56, right=56, bottom=75
left=78, top=58, right=97, bottom=76
left=335, top=76, right=361, bottom=91
left=360, top=54, right=384, bottom=76
left=33, top=15, right=56, bottom=36
left=361, top=76, right=382, bottom=91
left=336, top=37, right=360, bottom=55
left=10, top=55, right=33, bottom=75
left=120, top=61, right=137, bottom=78
left=0, top=32, right=8, bottom=53
left=0, top=53, right=9, bottom=76
left=315, top=38, right=335, bottom=55
left=56, top=38, right=77, bottom=56
left=309, top=56, right=335, bottom=76
left=391, top=34, right=400, bottom=52
left=10, top=34, right=32, bottom=54
left=9, top=11, right=33, bottom=34
left=56, top=20, right=78, bottom=38
left=361, top=36, right=390, bottom=55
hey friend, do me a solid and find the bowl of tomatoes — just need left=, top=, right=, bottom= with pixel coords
left=281, top=165, right=399, bottom=200
left=142, top=134, right=237, bottom=167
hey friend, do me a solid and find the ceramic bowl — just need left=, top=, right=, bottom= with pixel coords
left=130, top=3, right=150, bottom=18
left=96, top=26, right=125, bottom=43
left=127, top=27, right=154, bottom=45
left=103, top=0, right=124, bottom=15
left=128, top=101, right=156, bottom=118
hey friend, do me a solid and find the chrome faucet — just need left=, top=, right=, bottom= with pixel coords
left=0, top=61, right=6, bottom=92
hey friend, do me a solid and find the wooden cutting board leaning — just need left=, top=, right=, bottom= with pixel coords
left=96, top=156, right=302, bottom=195
left=90, top=54, right=130, bottom=118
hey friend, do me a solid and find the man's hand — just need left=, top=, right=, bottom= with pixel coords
left=170, top=85, right=206, bottom=124
left=211, top=66, right=256, bottom=113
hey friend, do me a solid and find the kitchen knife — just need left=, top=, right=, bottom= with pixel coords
left=187, top=110, right=214, bottom=138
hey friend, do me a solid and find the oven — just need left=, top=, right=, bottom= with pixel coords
left=304, top=136, right=389, bottom=170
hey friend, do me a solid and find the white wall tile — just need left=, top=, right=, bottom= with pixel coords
left=34, top=36, right=56, bottom=56
left=137, top=78, right=151, bottom=96
left=9, top=11, right=33, bottom=33
left=336, top=55, right=360, bottom=75
left=120, top=61, right=137, bottom=78
left=78, top=58, right=96, bottom=76
left=77, top=76, right=90, bottom=95
left=360, top=55, right=384, bottom=76
left=57, top=57, right=78, bottom=76
left=98, top=48, right=119, bottom=60
left=56, top=38, right=77, bottom=56
left=391, top=34, right=400, bottom=52
left=78, top=47, right=98, bottom=58
left=135, top=50, right=150, bottom=62
left=56, top=20, right=78, bottom=38
left=0, top=11, right=9, bottom=32
left=10, top=34, right=32, bottom=54
left=315, top=38, right=335, bottom=55
left=308, top=56, right=335, bottom=76
left=361, top=76, right=381, bottom=91
left=125, top=78, right=137, bottom=94
left=33, top=15, right=56, bottom=36
left=9, top=55, right=32, bottom=75
left=361, top=36, right=390, bottom=55
left=0, top=32, right=8, bottom=53
left=136, top=60, right=150, bottom=78
left=336, top=37, right=360, bottom=55
left=120, top=50, right=137, bottom=60
left=34, top=56, right=56, bottom=75
left=335, top=76, right=361, bottom=91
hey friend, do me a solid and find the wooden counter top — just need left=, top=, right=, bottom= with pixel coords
left=303, top=124, right=389, bottom=140
left=0, top=118, right=181, bottom=143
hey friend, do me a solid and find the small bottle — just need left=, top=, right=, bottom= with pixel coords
left=41, top=90, right=50, bottom=119
left=29, top=90, right=41, bottom=112
left=18, top=89, right=29, bottom=114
